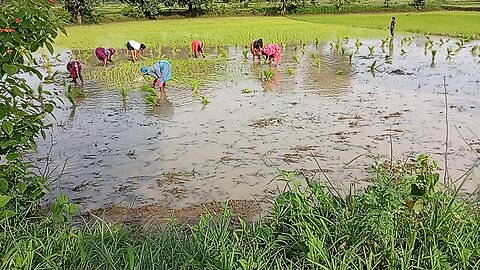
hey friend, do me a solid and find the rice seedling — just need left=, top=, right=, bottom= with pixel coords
left=335, top=40, right=341, bottom=52
left=263, top=69, right=274, bottom=82
left=455, top=41, right=464, bottom=50
left=381, top=38, right=389, bottom=48
left=141, top=84, right=159, bottom=106
left=119, top=87, right=127, bottom=103
left=368, top=45, right=375, bottom=56
left=347, top=53, right=354, bottom=63
left=314, top=37, right=319, bottom=47
left=199, top=95, right=209, bottom=106
left=287, top=67, right=295, bottom=74
left=144, top=95, right=158, bottom=106
left=66, top=84, right=84, bottom=106
left=400, top=49, right=407, bottom=56
left=218, top=47, right=227, bottom=58
left=355, top=39, right=362, bottom=53
left=335, top=69, right=344, bottom=75
left=242, top=48, right=249, bottom=60
left=340, top=47, right=346, bottom=56
left=241, top=88, right=253, bottom=94
left=314, top=59, right=321, bottom=68
left=292, top=55, right=299, bottom=64
left=431, top=49, right=438, bottom=62
left=368, top=60, right=377, bottom=73
left=424, top=39, right=433, bottom=49
left=446, top=47, right=455, bottom=60
left=310, top=53, right=317, bottom=59
left=192, top=78, right=199, bottom=95
left=44, top=70, right=59, bottom=83
left=470, top=45, right=478, bottom=56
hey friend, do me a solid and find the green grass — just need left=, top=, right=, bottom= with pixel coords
left=54, top=16, right=386, bottom=49
left=1, top=155, right=480, bottom=269
left=291, top=11, right=480, bottom=38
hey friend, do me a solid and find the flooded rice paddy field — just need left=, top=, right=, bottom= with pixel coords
left=34, top=36, right=480, bottom=211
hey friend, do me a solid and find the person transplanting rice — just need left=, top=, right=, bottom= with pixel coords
left=140, top=60, right=172, bottom=95
left=95, top=47, right=116, bottom=67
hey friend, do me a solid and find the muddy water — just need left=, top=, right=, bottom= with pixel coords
left=34, top=36, right=480, bottom=211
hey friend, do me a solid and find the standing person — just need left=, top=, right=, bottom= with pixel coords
left=140, top=60, right=172, bottom=95
left=389, top=17, right=396, bottom=37
left=66, top=60, right=83, bottom=85
left=95, top=47, right=116, bottom=67
left=127, top=40, right=146, bottom=62
left=191, top=40, right=205, bottom=58
left=250, top=38, right=263, bottom=61
left=262, top=43, right=281, bottom=66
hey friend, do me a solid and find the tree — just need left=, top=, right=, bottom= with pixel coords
left=0, top=0, right=64, bottom=219
left=64, top=0, right=98, bottom=24
left=121, top=0, right=163, bottom=18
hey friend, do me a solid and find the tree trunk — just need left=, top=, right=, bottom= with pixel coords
left=188, top=2, right=193, bottom=12
left=76, top=10, right=82, bottom=25
left=0, top=0, right=3, bottom=6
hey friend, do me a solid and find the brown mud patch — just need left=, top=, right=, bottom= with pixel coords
left=83, top=199, right=261, bottom=228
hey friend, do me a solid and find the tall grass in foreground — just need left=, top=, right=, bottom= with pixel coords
left=1, top=154, right=479, bottom=269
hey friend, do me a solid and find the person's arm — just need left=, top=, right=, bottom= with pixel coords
left=131, top=50, right=136, bottom=62
left=104, top=58, right=108, bottom=67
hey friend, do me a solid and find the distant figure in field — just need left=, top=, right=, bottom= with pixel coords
left=191, top=40, right=205, bottom=58
left=66, top=60, right=83, bottom=85
left=127, top=40, right=146, bottom=62
left=95, top=47, right=116, bottom=67
left=389, top=17, right=396, bottom=37
left=262, top=43, right=281, bottom=66
left=250, top=38, right=263, bottom=61
left=140, top=60, right=172, bottom=95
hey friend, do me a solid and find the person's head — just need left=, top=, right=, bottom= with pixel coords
left=392, top=17, right=395, bottom=20
left=108, top=48, right=116, bottom=55
left=140, top=43, right=146, bottom=53
left=140, top=66, right=148, bottom=75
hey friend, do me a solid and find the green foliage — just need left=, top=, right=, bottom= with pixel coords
left=413, top=0, right=426, bottom=9
left=241, top=88, right=253, bottom=94
left=0, top=0, right=64, bottom=218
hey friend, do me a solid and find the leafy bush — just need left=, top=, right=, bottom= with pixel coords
left=0, top=0, right=65, bottom=219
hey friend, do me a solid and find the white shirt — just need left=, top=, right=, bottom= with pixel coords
left=128, top=40, right=141, bottom=50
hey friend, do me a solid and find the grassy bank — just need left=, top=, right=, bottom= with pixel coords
left=1, top=155, right=480, bottom=269
left=291, top=11, right=480, bottom=38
